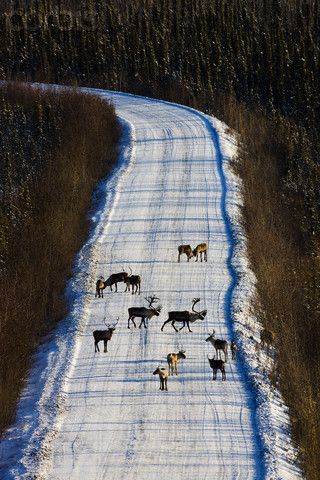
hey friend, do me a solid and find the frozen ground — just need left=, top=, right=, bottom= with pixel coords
left=0, top=90, right=303, bottom=480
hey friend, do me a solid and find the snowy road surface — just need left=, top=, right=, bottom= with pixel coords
left=42, top=92, right=263, bottom=479
left=1, top=90, right=302, bottom=480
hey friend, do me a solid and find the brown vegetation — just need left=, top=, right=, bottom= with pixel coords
left=0, top=82, right=120, bottom=434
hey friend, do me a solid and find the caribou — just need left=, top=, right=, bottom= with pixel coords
left=153, top=366, right=169, bottom=391
left=207, top=355, right=226, bottom=380
left=95, top=271, right=129, bottom=297
left=167, top=350, right=186, bottom=375
left=177, top=244, right=194, bottom=262
left=231, top=340, right=237, bottom=360
left=105, top=270, right=129, bottom=292
left=93, top=318, right=119, bottom=353
left=127, top=296, right=162, bottom=329
left=193, top=243, right=208, bottom=262
left=260, top=328, right=275, bottom=352
left=161, top=298, right=207, bottom=332
left=206, top=330, right=228, bottom=362
left=125, top=267, right=141, bottom=295
left=95, top=276, right=106, bottom=298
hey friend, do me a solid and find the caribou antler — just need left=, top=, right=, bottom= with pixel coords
left=111, top=317, right=120, bottom=328
left=103, top=316, right=119, bottom=329
left=192, top=298, right=201, bottom=312
left=144, top=295, right=160, bottom=308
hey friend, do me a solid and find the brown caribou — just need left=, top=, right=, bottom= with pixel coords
left=207, top=355, right=226, bottom=380
left=177, top=244, right=194, bottom=262
left=153, top=366, right=169, bottom=391
left=125, top=267, right=141, bottom=295
left=167, top=350, right=186, bottom=375
left=93, top=318, right=119, bottom=353
left=206, top=330, right=229, bottom=362
left=193, top=243, right=208, bottom=262
left=161, top=298, right=207, bottom=332
left=127, top=296, right=162, bottom=329
left=260, top=328, right=275, bottom=352
left=231, top=340, right=237, bottom=360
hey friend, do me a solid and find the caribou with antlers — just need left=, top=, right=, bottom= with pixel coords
left=161, top=298, right=207, bottom=332
left=125, top=267, right=141, bottom=295
left=95, top=270, right=129, bottom=297
left=127, top=295, right=162, bottom=329
left=105, top=269, right=129, bottom=292
left=206, top=330, right=229, bottom=362
left=93, top=318, right=119, bottom=353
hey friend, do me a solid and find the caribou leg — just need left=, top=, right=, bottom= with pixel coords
left=172, top=321, right=179, bottom=332
left=186, top=321, right=192, bottom=333
left=139, top=317, right=147, bottom=329
left=128, top=315, right=137, bottom=329
left=161, top=319, right=172, bottom=331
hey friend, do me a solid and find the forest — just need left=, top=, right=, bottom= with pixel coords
left=0, top=1, right=319, bottom=478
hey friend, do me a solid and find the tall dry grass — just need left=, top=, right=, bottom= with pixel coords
left=0, top=82, right=120, bottom=434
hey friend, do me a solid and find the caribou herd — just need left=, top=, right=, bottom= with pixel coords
left=92, top=242, right=275, bottom=390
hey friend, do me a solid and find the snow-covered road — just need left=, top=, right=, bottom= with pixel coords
left=42, top=93, right=262, bottom=479
left=0, top=90, right=303, bottom=480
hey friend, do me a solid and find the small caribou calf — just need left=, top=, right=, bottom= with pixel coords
left=178, top=244, right=194, bottom=262
left=193, top=243, right=208, bottom=262
left=93, top=318, right=118, bottom=353
left=207, top=355, right=226, bottom=381
left=167, top=350, right=186, bottom=376
left=153, top=366, right=169, bottom=391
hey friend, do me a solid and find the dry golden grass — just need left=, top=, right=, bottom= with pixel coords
left=0, top=83, right=120, bottom=434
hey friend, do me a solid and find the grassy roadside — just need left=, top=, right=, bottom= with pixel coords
left=0, top=82, right=120, bottom=434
